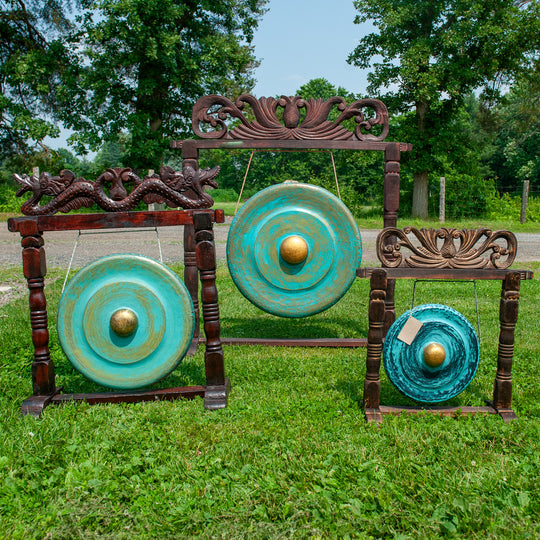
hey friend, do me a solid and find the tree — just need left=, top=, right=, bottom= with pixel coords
left=348, top=0, right=540, bottom=217
left=0, top=1, right=78, bottom=156
left=487, top=73, right=540, bottom=193
left=60, top=0, right=266, bottom=172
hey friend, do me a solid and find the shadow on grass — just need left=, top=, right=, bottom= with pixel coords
left=51, top=351, right=206, bottom=396
left=219, top=315, right=368, bottom=340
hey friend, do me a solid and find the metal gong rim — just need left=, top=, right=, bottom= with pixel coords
left=383, top=304, right=480, bottom=403
left=57, top=254, right=195, bottom=389
left=226, top=183, right=362, bottom=317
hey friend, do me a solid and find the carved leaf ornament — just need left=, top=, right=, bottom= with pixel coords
left=377, top=227, right=517, bottom=269
left=191, top=94, right=390, bottom=141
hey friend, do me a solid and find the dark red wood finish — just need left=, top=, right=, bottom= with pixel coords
left=175, top=94, right=411, bottom=350
left=10, top=209, right=228, bottom=417
left=362, top=227, right=533, bottom=423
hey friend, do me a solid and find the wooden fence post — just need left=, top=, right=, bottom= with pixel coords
left=439, top=176, right=445, bottom=223
left=520, top=180, right=530, bottom=224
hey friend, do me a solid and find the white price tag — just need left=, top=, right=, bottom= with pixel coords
left=397, top=316, right=423, bottom=345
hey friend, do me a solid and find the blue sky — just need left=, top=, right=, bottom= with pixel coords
left=251, top=0, right=371, bottom=97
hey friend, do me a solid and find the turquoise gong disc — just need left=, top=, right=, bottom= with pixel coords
left=57, top=254, right=194, bottom=389
left=227, top=183, right=362, bottom=317
left=383, top=304, right=479, bottom=403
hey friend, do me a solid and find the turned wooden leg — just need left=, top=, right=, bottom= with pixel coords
left=492, top=272, right=520, bottom=421
left=364, top=269, right=387, bottom=422
left=383, top=143, right=400, bottom=337
left=17, top=220, right=57, bottom=416
left=193, top=212, right=228, bottom=409
left=184, top=223, right=200, bottom=355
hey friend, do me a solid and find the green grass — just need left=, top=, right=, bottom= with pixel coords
left=1, top=263, right=539, bottom=538
left=207, top=203, right=540, bottom=232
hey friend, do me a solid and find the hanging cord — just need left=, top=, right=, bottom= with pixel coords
left=411, top=279, right=481, bottom=340
left=235, top=149, right=340, bottom=213
left=235, top=150, right=255, bottom=215
left=61, top=228, right=164, bottom=293
left=62, top=230, right=82, bottom=293
left=330, top=151, right=341, bottom=200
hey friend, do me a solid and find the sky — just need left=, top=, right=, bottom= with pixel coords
left=46, top=0, right=372, bottom=154
left=251, top=0, right=371, bottom=97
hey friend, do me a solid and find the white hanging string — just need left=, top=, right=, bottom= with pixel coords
left=61, top=169, right=164, bottom=292
left=330, top=151, right=341, bottom=200
left=235, top=150, right=255, bottom=215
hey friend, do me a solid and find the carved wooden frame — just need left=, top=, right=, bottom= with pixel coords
left=8, top=209, right=229, bottom=417
left=173, top=93, right=412, bottom=349
left=359, top=227, right=533, bottom=423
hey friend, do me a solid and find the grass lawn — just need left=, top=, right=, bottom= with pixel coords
left=1, top=262, right=539, bottom=539
left=209, top=203, right=540, bottom=233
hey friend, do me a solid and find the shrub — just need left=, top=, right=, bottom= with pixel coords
left=485, top=192, right=540, bottom=222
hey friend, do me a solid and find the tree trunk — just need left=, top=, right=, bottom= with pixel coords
left=412, top=98, right=430, bottom=219
left=412, top=170, right=429, bottom=218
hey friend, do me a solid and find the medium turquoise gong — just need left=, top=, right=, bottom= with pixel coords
left=383, top=304, right=479, bottom=403
left=57, top=254, right=194, bottom=389
left=227, top=183, right=362, bottom=317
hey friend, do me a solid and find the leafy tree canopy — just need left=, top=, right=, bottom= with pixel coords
left=348, top=0, right=540, bottom=217
left=0, top=1, right=78, bottom=155
left=58, top=0, right=266, bottom=171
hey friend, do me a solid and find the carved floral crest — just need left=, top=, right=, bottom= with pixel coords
left=191, top=94, right=389, bottom=141
left=377, top=227, right=517, bottom=269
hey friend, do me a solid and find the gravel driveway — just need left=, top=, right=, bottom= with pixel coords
left=1, top=219, right=538, bottom=306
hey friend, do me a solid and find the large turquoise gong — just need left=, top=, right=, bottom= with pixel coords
left=383, top=304, right=479, bottom=403
left=57, top=254, right=194, bottom=389
left=227, top=183, right=362, bottom=318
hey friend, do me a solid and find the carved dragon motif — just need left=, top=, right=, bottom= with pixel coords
left=377, top=227, right=517, bottom=269
left=192, top=94, right=389, bottom=141
left=13, top=163, right=219, bottom=216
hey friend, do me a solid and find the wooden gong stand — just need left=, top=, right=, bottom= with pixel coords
left=9, top=179, right=229, bottom=416
left=174, top=93, right=412, bottom=349
left=359, top=227, right=534, bottom=422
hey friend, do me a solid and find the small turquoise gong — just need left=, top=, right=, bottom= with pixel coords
left=226, top=183, right=362, bottom=317
left=57, top=254, right=194, bottom=389
left=383, top=304, right=479, bottom=403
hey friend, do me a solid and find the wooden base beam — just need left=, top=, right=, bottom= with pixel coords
left=21, top=379, right=230, bottom=418
left=365, top=404, right=517, bottom=423
left=203, top=337, right=367, bottom=348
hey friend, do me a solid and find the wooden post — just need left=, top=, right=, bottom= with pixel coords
left=382, top=143, right=400, bottom=334
left=364, top=269, right=387, bottom=423
left=492, top=271, right=520, bottom=420
left=193, top=211, right=228, bottom=409
left=439, top=176, right=445, bottom=223
left=32, top=166, right=39, bottom=178
left=520, top=180, right=530, bottom=224
left=17, top=219, right=59, bottom=415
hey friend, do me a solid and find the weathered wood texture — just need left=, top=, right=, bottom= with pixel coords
left=189, top=94, right=391, bottom=142
left=12, top=210, right=228, bottom=417
left=13, top=164, right=220, bottom=216
left=364, top=269, right=387, bottom=423
left=362, top=227, right=533, bottom=423
left=377, top=227, right=517, bottom=269
left=174, top=93, right=409, bottom=350
left=193, top=212, right=227, bottom=409
left=8, top=209, right=225, bottom=233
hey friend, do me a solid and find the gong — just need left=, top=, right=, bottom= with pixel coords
left=57, top=254, right=194, bottom=389
left=383, top=304, right=479, bottom=403
left=226, top=183, right=362, bottom=318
